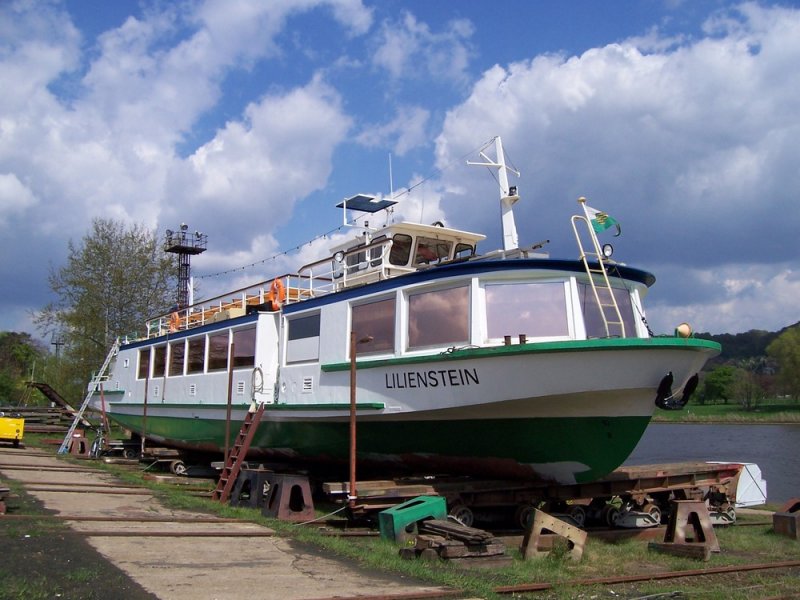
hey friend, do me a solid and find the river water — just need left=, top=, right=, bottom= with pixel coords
left=624, top=423, right=800, bottom=504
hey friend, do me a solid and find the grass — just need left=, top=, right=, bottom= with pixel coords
left=652, top=400, right=800, bottom=423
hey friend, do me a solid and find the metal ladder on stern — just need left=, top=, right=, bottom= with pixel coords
left=212, top=402, right=267, bottom=503
left=57, top=338, right=120, bottom=455
left=571, top=207, right=626, bottom=339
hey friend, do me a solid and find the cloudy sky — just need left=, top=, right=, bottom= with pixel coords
left=2, top=0, right=799, bottom=343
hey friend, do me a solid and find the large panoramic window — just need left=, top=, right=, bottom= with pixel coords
left=577, top=283, right=636, bottom=338
left=486, top=282, right=569, bottom=340
left=137, top=348, right=150, bottom=380
left=232, top=327, right=256, bottom=368
left=208, top=332, right=229, bottom=372
left=168, top=340, right=185, bottom=376
left=286, top=313, right=321, bottom=363
left=152, top=345, right=166, bottom=378
left=187, top=336, right=205, bottom=374
left=408, top=286, right=469, bottom=348
left=352, top=297, right=395, bottom=354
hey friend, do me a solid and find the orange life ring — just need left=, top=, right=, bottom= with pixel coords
left=169, top=312, right=180, bottom=332
left=267, top=278, right=286, bottom=309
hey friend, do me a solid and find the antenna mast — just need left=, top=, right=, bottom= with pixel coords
left=468, top=136, right=521, bottom=251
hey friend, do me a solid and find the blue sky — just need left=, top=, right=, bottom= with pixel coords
left=2, top=0, right=800, bottom=341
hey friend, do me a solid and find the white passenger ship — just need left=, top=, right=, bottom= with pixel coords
left=93, top=138, right=719, bottom=485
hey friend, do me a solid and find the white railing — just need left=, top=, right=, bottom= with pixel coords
left=142, top=238, right=399, bottom=340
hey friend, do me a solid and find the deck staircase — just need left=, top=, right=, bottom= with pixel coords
left=211, top=402, right=267, bottom=503
left=56, top=339, right=120, bottom=455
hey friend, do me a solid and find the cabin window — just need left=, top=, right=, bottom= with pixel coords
left=408, top=286, right=469, bottom=348
left=346, top=244, right=367, bottom=275
left=232, top=327, right=256, bottom=368
left=454, top=243, right=475, bottom=260
left=413, top=237, right=452, bottom=265
left=287, top=313, right=321, bottom=363
left=169, top=340, right=185, bottom=376
left=485, top=282, right=569, bottom=340
left=577, top=283, right=636, bottom=338
left=137, top=349, right=150, bottom=379
left=187, top=336, right=205, bottom=374
left=389, top=234, right=413, bottom=266
left=208, top=332, right=229, bottom=371
left=152, top=345, right=166, bottom=378
left=352, top=297, right=395, bottom=354
left=369, top=235, right=386, bottom=267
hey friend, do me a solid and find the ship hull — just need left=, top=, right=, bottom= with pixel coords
left=99, top=338, right=718, bottom=484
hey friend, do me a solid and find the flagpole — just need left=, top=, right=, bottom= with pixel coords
left=577, top=196, right=601, bottom=251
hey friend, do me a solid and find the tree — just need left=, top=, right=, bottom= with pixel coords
left=698, top=365, right=736, bottom=404
left=733, top=358, right=768, bottom=411
left=767, top=325, right=800, bottom=401
left=0, top=332, right=45, bottom=404
left=35, top=219, right=176, bottom=402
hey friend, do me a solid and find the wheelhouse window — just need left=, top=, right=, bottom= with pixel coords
left=168, top=340, right=185, bottom=376
left=287, top=313, right=321, bottom=363
left=389, top=234, right=412, bottom=266
left=454, top=243, right=475, bottom=261
left=208, top=332, right=229, bottom=372
left=152, top=345, right=166, bottom=378
left=413, top=237, right=452, bottom=265
left=187, top=336, right=205, bottom=374
left=577, top=283, right=636, bottom=338
left=137, top=348, right=150, bottom=380
left=352, top=297, right=395, bottom=354
left=232, top=327, right=256, bottom=368
left=485, top=282, right=569, bottom=340
left=408, top=286, right=469, bottom=348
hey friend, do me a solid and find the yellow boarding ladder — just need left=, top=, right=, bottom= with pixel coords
left=571, top=205, right=626, bottom=339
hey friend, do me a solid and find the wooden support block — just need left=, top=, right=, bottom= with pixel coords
left=663, top=500, right=720, bottom=553
left=648, top=541, right=712, bottom=561
left=773, top=512, right=800, bottom=540
left=521, top=508, right=587, bottom=561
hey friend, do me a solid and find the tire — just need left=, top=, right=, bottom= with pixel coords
left=123, top=448, right=138, bottom=460
left=448, top=503, right=474, bottom=528
left=170, top=460, right=187, bottom=476
left=568, top=505, right=587, bottom=528
left=601, top=505, right=620, bottom=527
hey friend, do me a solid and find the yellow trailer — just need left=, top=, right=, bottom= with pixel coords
left=0, top=414, right=24, bottom=447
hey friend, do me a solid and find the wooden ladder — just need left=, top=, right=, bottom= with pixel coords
left=211, top=403, right=266, bottom=503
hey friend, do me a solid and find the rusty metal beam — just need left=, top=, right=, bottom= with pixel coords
left=23, top=487, right=153, bottom=495
left=71, top=530, right=274, bottom=537
left=493, top=560, right=800, bottom=594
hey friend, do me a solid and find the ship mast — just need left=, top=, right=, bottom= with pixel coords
left=468, top=136, right=521, bottom=251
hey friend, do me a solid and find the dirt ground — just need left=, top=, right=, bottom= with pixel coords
left=0, top=446, right=454, bottom=600
left=0, top=488, right=159, bottom=600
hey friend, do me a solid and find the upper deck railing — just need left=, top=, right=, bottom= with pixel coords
left=143, top=238, right=400, bottom=339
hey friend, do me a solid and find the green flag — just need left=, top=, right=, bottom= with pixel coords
left=585, top=205, right=621, bottom=236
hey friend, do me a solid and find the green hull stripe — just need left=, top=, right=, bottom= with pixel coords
left=104, top=401, right=384, bottom=411
left=322, top=337, right=721, bottom=372
left=109, top=413, right=649, bottom=484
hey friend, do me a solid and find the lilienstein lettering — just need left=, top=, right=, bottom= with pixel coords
left=385, top=368, right=479, bottom=389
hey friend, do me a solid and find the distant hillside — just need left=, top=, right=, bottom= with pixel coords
left=696, top=321, right=799, bottom=362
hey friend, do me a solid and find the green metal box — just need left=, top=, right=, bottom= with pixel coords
left=378, top=495, right=446, bottom=542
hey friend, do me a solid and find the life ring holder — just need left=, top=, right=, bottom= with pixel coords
left=267, top=278, right=286, bottom=310
left=168, top=312, right=180, bottom=332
